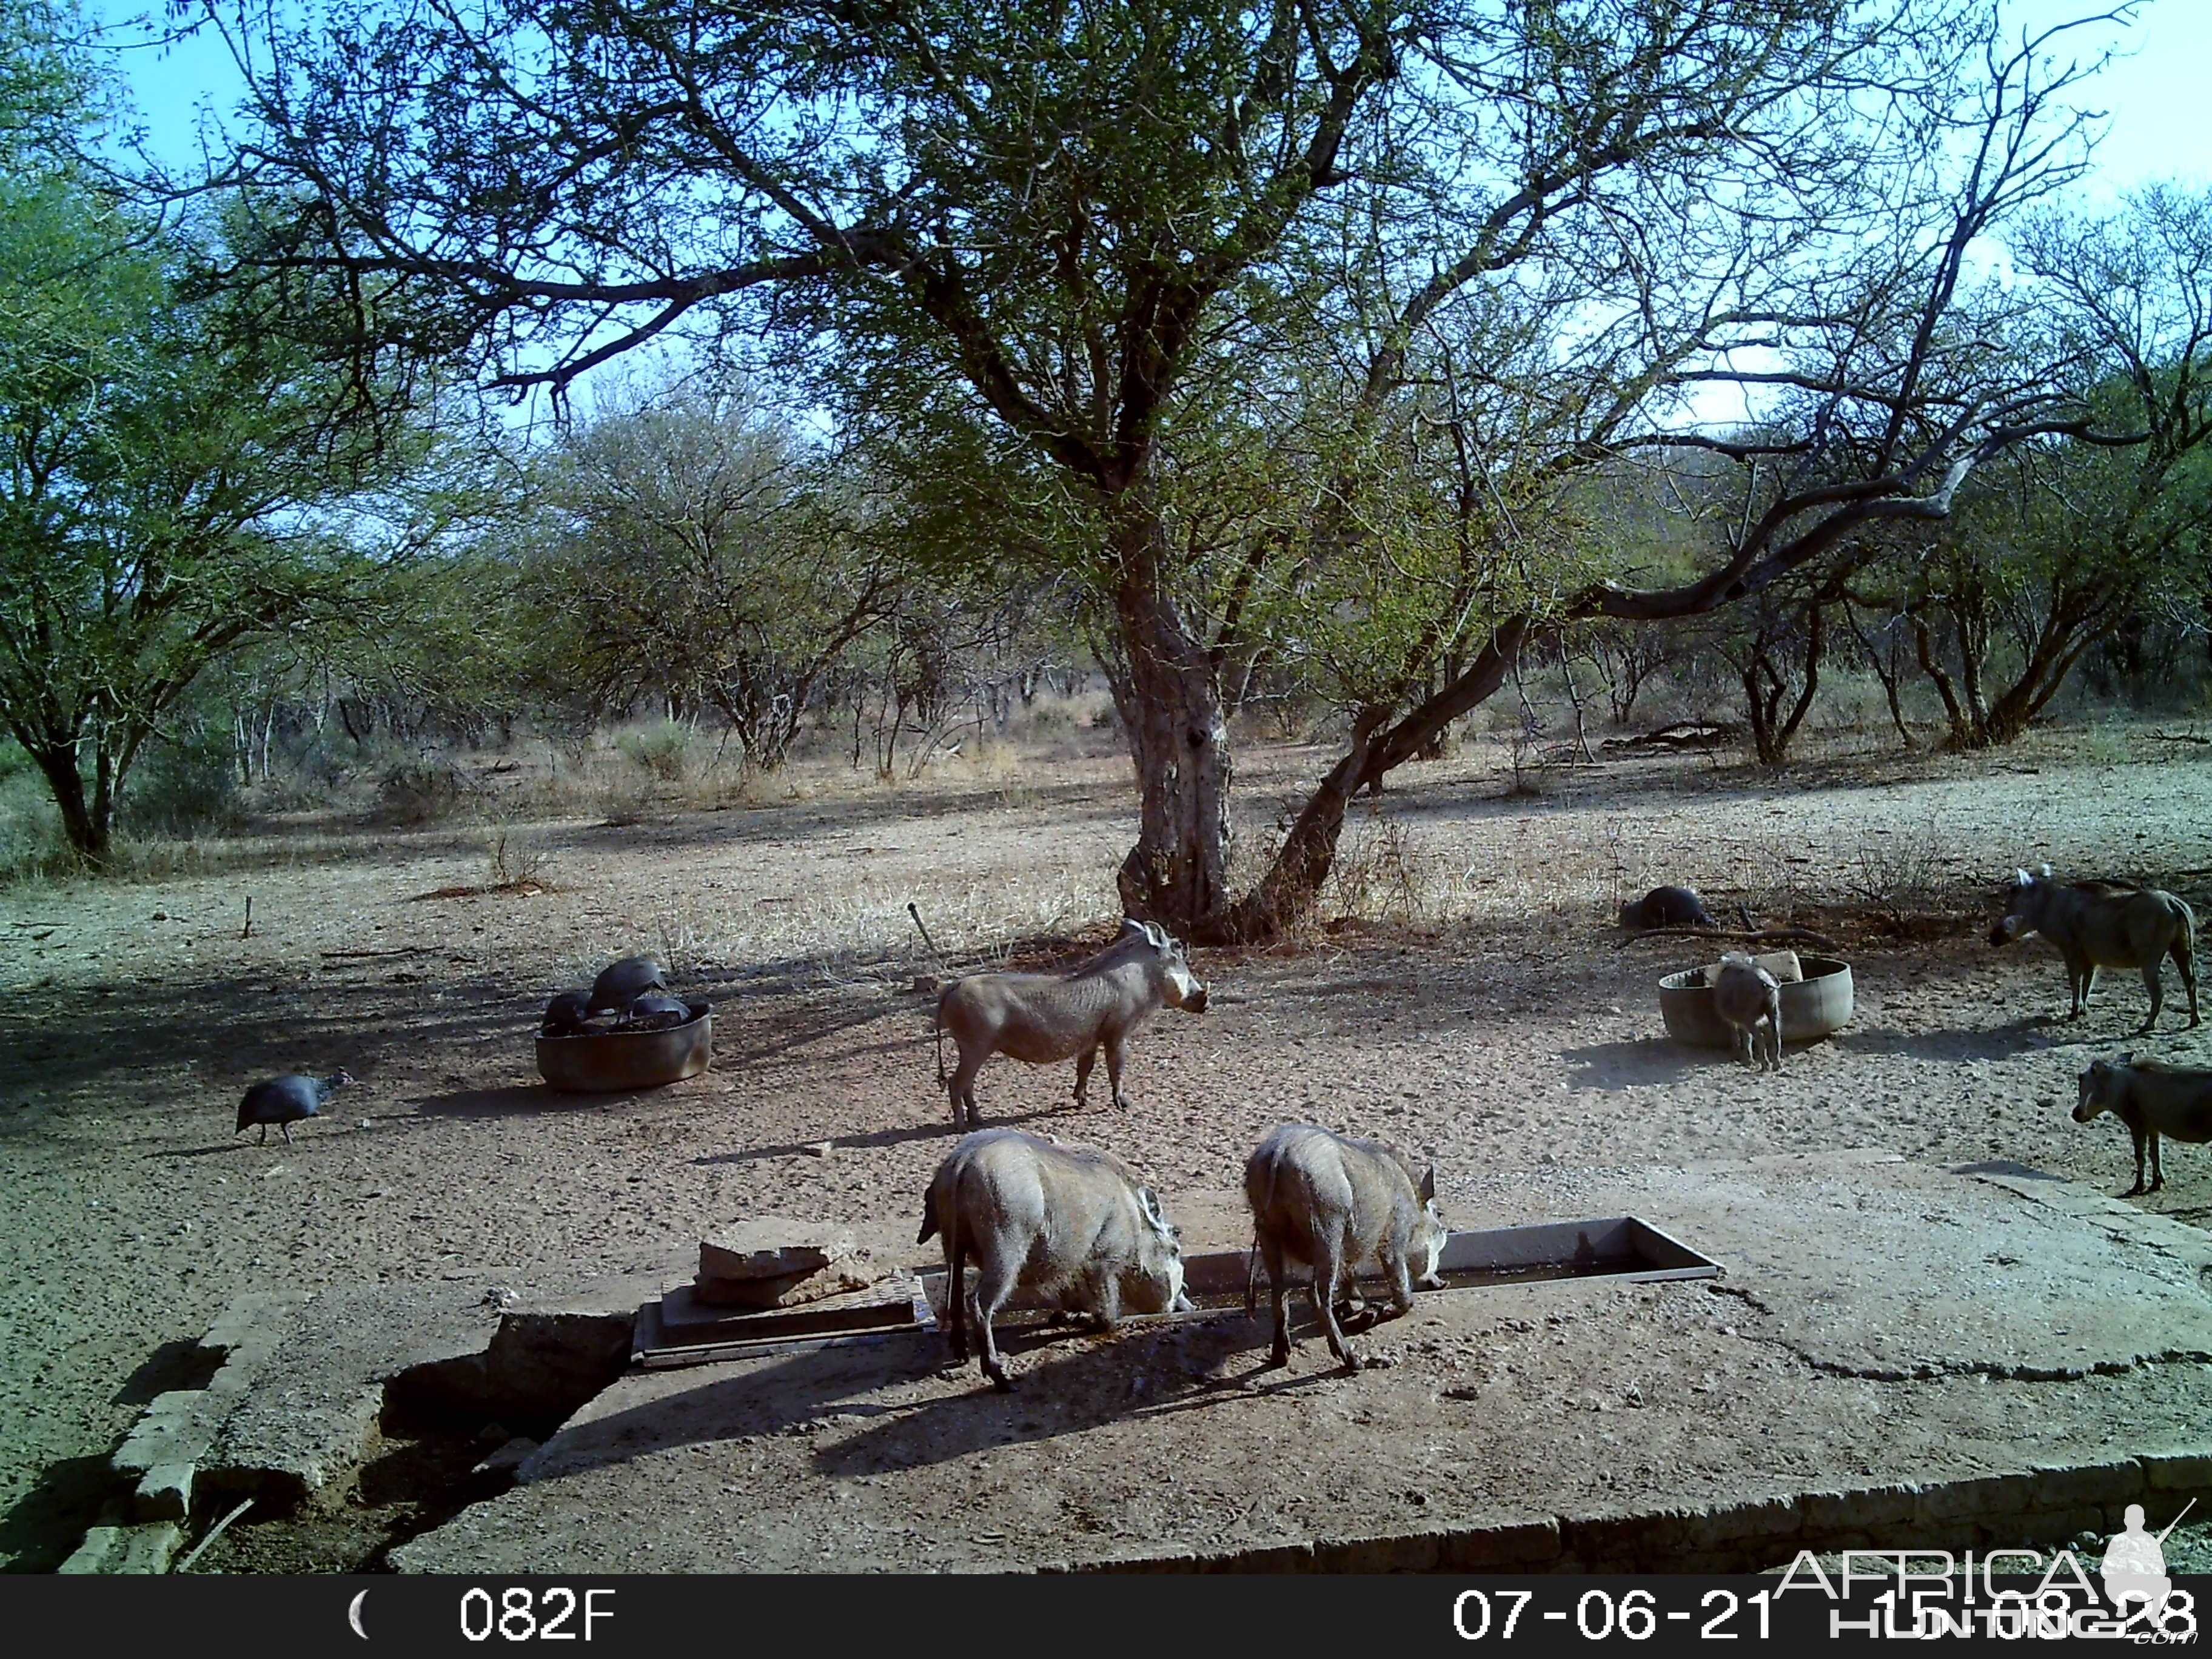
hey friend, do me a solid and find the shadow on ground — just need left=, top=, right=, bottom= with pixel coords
left=0, top=1453, right=115, bottom=1574
left=510, top=1310, right=1345, bottom=1490
left=1558, top=1039, right=1701, bottom=1090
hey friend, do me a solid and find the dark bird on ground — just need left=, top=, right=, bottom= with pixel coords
left=1618, top=885, right=1717, bottom=931
left=541, top=990, right=598, bottom=1037
left=587, top=956, right=667, bottom=1014
left=236, top=1071, right=354, bottom=1146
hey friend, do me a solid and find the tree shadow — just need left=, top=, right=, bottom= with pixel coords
left=688, top=1104, right=1078, bottom=1164
left=1834, top=1018, right=2080, bottom=1064
left=409, top=1084, right=666, bottom=1117
left=1558, top=1039, right=1701, bottom=1090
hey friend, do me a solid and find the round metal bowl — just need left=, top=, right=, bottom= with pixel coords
left=536, top=1000, right=713, bottom=1093
left=1658, top=956, right=1854, bottom=1050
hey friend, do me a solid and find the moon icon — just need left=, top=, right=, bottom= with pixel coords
left=348, top=1589, right=369, bottom=1640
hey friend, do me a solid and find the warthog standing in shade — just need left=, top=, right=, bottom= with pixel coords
left=1990, top=866, right=2199, bottom=1036
left=1712, top=951, right=1783, bottom=1073
left=2074, top=1056, right=2212, bottom=1195
left=1244, top=1124, right=1447, bottom=1373
left=917, top=1128, right=1191, bottom=1391
left=932, top=919, right=1208, bottom=1131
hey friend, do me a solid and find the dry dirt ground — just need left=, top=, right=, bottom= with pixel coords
left=7, top=722, right=2212, bottom=1572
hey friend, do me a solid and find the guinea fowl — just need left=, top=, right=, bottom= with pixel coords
left=617, top=991, right=692, bottom=1031
left=585, top=956, right=667, bottom=1015
left=236, top=1071, right=354, bottom=1146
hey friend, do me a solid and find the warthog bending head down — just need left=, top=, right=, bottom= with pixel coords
left=1991, top=865, right=2199, bottom=1036
left=917, top=1127, right=1190, bottom=1391
left=931, top=918, right=1207, bottom=1131
left=2073, top=1054, right=2212, bottom=1196
left=1711, top=951, right=1783, bottom=1073
left=1244, top=1123, right=1447, bottom=1373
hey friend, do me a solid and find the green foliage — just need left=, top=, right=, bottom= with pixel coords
left=118, top=715, right=243, bottom=837
left=615, top=721, right=694, bottom=783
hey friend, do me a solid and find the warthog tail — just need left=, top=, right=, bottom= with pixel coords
left=917, top=1184, right=940, bottom=1246
left=1244, top=1231, right=1261, bottom=1317
left=932, top=1006, right=947, bottom=1090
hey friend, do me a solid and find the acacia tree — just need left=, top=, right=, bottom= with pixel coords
left=206, top=0, right=2161, bottom=934
left=1892, top=189, right=2212, bottom=746
left=521, top=372, right=897, bottom=769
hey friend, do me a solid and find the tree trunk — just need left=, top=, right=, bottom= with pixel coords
left=1105, top=492, right=1235, bottom=940
left=1224, top=617, right=1536, bottom=940
left=28, top=741, right=109, bottom=863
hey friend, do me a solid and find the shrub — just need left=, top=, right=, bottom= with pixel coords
left=120, top=722, right=243, bottom=837
left=378, top=759, right=481, bottom=824
left=616, top=720, right=694, bottom=782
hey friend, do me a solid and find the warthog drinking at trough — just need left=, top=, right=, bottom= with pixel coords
left=1712, top=951, right=1783, bottom=1073
left=2074, top=1055, right=2212, bottom=1196
left=1990, top=866, right=2199, bottom=1036
left=1244, top=1124, right=1447, bottom=1373
left=931, top=918, right=1207, bottom=1131
left=917, top=1127, right=1191, bottom=1391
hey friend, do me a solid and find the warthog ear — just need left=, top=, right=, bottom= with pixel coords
left=2014, top=868, right=2031, bottom=886
left=1418, top=1164, right=1436, bottom=1204
left=1136, top=1186, right=1168, bottom=1229
left=2037, top=863, right=2053, bottom=879
left=1140, top=920, right=1170, bottom=951
left=1119, top=917, right=1147, bottom=939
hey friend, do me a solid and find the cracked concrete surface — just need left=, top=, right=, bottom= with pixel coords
left=387, top=1151, right=2212, bottom=1573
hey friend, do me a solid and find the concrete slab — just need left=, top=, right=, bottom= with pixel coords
left=389, top=1153, right=2212, bottom=1574
left=201, top=1284, right=503, bottom=1507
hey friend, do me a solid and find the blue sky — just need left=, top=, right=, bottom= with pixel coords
left=89, top=1, right=2212, bottom=198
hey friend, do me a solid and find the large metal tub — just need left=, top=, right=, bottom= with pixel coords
left=1658, top=955, right=1853, bottom=1048
left=536, top=999, right=712, bottom=1093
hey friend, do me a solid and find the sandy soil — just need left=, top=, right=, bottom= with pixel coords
left=6, top=722, right=2212, bottom=1571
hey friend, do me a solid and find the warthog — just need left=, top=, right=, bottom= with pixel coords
left=2074, top=1055, right=2212, bottom=1195
left=932, top=918, right=1207, bottom=1131
left=1712, top=951, right=1783, bottom=1072
left=1619, top=885, right=1716, bottom=931
left=1244, top=1124, right=1447, bottom=1372
left=1990, top=866, right=2199, bottom=1036
left=917, top=1127, right=1191, bottom=1390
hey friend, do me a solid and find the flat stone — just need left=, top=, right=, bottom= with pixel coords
left=132, top=1463, right=193, bottom=1523
left=699, top=1220, right=855, bottom=1284
left=691, top=1262, right=876, bottom=1310
left=60, top=1523, right=181, bottom=1574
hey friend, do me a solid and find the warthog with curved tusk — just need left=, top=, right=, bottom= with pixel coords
left=1990, top=866, right=2199, bottom=1036
left=918, top=1127, right=1191, bottom=1391
left=931, top=918, right=1207, bottom=1131
left=2074, top=1054, right=2212, bottom=1196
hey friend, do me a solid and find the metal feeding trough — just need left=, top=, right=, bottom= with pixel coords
left=1658, top=954, right=1854, bottom=1049
left=627, top=1218, right=1720, bottom=1371
left=936, top=1217, right=1725, bottom=1319
left=535, top=999, right=713, bottom=1093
